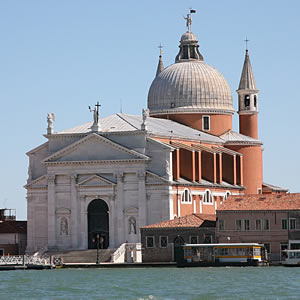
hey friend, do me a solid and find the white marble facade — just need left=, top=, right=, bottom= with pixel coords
left=25, top=130, right=172, bottom=252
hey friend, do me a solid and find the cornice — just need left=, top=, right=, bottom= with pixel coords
left=149, top=108, right=235, bottom=116
left=44, top=159, right=147, bottom=166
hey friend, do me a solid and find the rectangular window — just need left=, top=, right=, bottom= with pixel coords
left=264, top=219, right=270, bottom=230
left=146, top=236, right=155, bottom=248
left=219, top=219, right=225, bottom=231
left=159, top=236, right=168, bottom=248
left=0, top=249, right=3, bottom=256
left=190, top=236, right=198, bottom=244
left=204, top=235, right=212, bottom=244
left=290, top=218, right=296, bottom=230
left=282, top=219, right=288, bottom=230
left=244, top=220, right=250, bottom=231
left=202, top=116, right=210, bottom=131
left=257, top=188, right=262, bottom=194
left=255, top=219, right=262, bottom=230
left=236, top=220, right=242, bottom=231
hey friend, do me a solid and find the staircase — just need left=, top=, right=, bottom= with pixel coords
left=47, top=249, right=116, bottom=264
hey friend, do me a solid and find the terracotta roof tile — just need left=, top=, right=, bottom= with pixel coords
left=218, top=193, right=300, bottom=211
left=142, top=214, right=216, bottom=229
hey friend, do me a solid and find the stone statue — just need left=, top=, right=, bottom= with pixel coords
left=141, top=108, right=149, bottom=130
left=89, top=102, right=101, bottom=132
left=128, top=217, right=136, bottom=234
left=47, top=113, right=55, bottom=134
left=184, top=14, right=192, bottom=32
left=60, top=217, right=68, bottom=235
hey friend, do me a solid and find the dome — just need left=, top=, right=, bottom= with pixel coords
left=148, top=61, right=234, bottom=115
left=180, top=32, right=198, bottom=43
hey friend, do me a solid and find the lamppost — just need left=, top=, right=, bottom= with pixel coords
left=93, top=233, right=100, bottom=265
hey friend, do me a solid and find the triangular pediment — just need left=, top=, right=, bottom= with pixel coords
left=78, top=175, right=116, bottom=187
left=42, top=133, right=149, bottom=163
left=145, top=171, right=169, bottom=185
left=24, top=175, right=47, bottom=189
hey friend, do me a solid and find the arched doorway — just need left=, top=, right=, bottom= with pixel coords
left=88, top=199, right=109, bottom=249
left=173, top=236, right=185, bottom=263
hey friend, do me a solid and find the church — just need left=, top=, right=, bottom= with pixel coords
left=25, top=13, right=278, bottom=253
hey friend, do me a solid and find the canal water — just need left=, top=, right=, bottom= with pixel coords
left=1, top=267, right=299, bottom=299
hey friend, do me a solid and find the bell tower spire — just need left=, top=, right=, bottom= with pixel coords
left=155, top=44, right=164, bottom=77
left=237, top=46, right=259, bottom=139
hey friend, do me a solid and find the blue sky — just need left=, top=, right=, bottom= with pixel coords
left=0, top=0, right=299, bottom=219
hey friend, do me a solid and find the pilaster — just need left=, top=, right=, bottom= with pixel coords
left=116, top=172, right=125, bottom=245
left=137, top=171, right=147, bottom=228
left=47, top=175, right=56, bottom=249
left=70, top=174, right=78, bottom=249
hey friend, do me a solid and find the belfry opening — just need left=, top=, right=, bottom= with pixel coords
left=87, top=199, right=109, bottom=249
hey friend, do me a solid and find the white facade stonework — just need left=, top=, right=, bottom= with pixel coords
left=25, top=131, right=171, bottom=252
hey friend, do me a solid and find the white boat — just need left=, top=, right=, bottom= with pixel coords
left=282, top=250, right=300, bottom=266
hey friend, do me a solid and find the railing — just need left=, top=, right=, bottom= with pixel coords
left=111, top=243, right=126, bottom=263
left=0, top=255, right=51, bottom=266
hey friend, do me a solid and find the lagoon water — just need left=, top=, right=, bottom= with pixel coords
left=1, top=267, right=300, bottom=299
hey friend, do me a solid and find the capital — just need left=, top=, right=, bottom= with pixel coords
left=137, top=171, right=145, bottom=180
left=46, top=175, right=56, bottom=184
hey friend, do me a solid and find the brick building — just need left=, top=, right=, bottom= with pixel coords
left=141, top=214, right=215, bottom=262
left=216, top=193, right=300, bottom=261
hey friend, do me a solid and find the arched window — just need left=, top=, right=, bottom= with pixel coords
left=244, top=95, right=250, bottom=107
left=203, top=190, right=213, bottom=203
left=254, top=95, right=257, bottom=107
left=181, top=189, right=192, bottom=203
left=224, top=191, right=231, bottom=201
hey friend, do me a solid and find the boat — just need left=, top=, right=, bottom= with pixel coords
left=177, top=243, right=269, bottom=267
left=282, top=250, right=300, bottom=266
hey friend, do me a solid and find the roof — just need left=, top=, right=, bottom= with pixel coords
left=58, top=113, right=223, bottom=144
left=142, top=214, right=216, bottom=229
left=218, top=193, right=300, bottom=211
left=0, top=221, right=27, bottom=234
left=220, top=130, right=262, bottom=145
left=238, top=50, right=257, bottom=90
left=262, top=182, right=289, bottom=192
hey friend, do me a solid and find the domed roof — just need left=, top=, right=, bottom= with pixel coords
left=148, top=61, right=233, bottom=115
left=180, top=32, right=198, bottom=42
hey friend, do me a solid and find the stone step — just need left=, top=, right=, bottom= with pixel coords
left=46, top=249, right=116, bottom=263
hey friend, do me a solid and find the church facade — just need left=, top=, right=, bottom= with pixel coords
left=25, top=14, right=274, bottom=253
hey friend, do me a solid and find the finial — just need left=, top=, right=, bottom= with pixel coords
left=47, top=113, right=55, bottom=134
left=89, top=101, right=101, bottom=132
left=244, top=37, right=250, bottom=52
left=184, top=9, right=196, bottom=32
left=158, top=43, right=163, bottom=56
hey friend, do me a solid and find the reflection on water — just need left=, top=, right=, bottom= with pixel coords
left=0, top=267, right=299, bottom=299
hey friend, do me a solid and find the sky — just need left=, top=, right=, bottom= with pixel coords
left=0, top=0, right=300, bottom=220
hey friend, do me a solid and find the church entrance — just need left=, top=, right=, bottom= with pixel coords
left=88, top=199, right=109, bottom=249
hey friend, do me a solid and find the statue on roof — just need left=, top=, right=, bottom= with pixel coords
left=47, top=113, right=55, bottom=134
left=141, top=108, right=149, bottom=131
left=89, top=102, right=101, bottom=132
left=184, top=9, right=196, bottom=33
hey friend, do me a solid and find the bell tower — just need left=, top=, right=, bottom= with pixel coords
left=237, top=49, right=259, bottom=139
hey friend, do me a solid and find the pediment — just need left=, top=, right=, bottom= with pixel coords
left=124, top=207, right=138, bottom=216
left=42, top=133, right=149, bottom=163
left=145, top=171, right=169, bottom=185
left=24, top=175, right=47, bottom=189
left=78, top=175, right=116, bottom=187
left=56, top=208, right=71, bottom=215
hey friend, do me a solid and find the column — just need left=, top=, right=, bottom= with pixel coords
left=70, top=174, right=78, bottom=249
left=240, top=156, right=244, bottom=186
left=108, top=195, right=116, bottom=248
left=47, top=175, right=56, bottom=249
left=116, top=172, right=125, bottom=246
left=191, top=151, right=196, bottom=182
left=218, top=153, right=222, bottom=184
left=79, top=195, right=86, bottom=249
left=26, top=196, right=34, bottom=252
left=213, top=153, right=217, bottom=184
left=197, top=151, right=202, bottom=183
left=138, top=171, right=147, bottom=229
left=233, top=155, right=237, bottom=185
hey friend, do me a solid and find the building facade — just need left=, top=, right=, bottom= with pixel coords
left=216, top=193, right=300, bottom=261
left=25, top=14, right=274, bottom=253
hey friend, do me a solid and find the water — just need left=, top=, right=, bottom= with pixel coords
left=0, top=267, right=300, bottom=300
